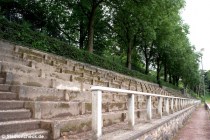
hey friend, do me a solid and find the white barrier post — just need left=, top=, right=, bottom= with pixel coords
left=92, top=90, right=102, bottom=139
left=171, top=98, right=174, bottom=113
left=147, top=96, right=152, bottom=121
left=158, top=97, right=163, bottom=118
left=128, top=94, right=135, bottom=128
left=175, top=98, right=178, bottom=111
left=179, top=99, right=182, bottom=109
left=165, top=98, right=169, bottom=115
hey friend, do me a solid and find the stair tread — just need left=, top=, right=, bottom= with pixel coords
left=0, top=119, right=39, bottom=126
left=0, top=84, right=10, bottom=91
left=0, top=109, right=30, bottom=112
left=0, top=100, right=24, bottom=102
left=45, top=110, right=128, bottom=122
left=0, top=91, right=12, bottom=93
left=0, top=83, right=82, bottom=93
left=0, top=92, right=17, bottom=100
left=0, top=92, right=15, bottom=95
left=0, top=128, right=48, bottom=136
left=0, top=100, right=82, bottom=103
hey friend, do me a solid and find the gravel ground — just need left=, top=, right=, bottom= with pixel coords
left=173, top=105, right=210, bottom=140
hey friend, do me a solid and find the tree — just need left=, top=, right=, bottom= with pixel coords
left=205, top=70, right=210, bottom=93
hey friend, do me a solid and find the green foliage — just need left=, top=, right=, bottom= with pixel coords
left=0, top=17, right=157, bottom=84
left=205, top=70, right=210, bottom=93
left=0, top=0, right=201, bottom=93
left=204, top=93, right=210, bottom=103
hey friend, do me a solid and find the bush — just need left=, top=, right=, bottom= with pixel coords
left=0, top=17, right=178, bottom=90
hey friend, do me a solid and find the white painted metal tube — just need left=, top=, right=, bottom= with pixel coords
left=147, top=96, right=152, bottom=121
left=158, top=97, right=163, bottom=118
left=92, top=90, right=102, bottom=139
left=128, top=94, right=135, bottom=128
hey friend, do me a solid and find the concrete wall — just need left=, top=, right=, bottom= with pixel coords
left=130, top=106, right=196, bottom=140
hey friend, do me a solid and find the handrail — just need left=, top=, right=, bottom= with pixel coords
left=91, top=86, right=200, bottom=139
left=91, top=86, right=191, bottom=99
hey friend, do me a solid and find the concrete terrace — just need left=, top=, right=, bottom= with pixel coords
left=0, top=40, right=203, bottom=140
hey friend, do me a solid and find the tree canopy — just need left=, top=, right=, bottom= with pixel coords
left=0, top=0, right=202, bottom=94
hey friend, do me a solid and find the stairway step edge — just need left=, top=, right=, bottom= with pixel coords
left=0, top=120, right=39, bottom=126
left=0, top=109, right=30, bottom=112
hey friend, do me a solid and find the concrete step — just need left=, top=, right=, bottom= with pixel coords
left=0, top=53, right=59, bottom=73
left=0, top=91, right=17, bottom=100
left=0, top=61, right=80, bottom=86
left=0, top=84, right=10, bottom=91
left=0, top=100, right=24, bottom=110
left=0, top=54, right=30, bottom=66
left=0, top=61, right=40, bottom=77
left=49, top=108, right=158, bottom=139
left=0, top=129, right=49, bottom=140
left=0, top=120, right=40, bottom=135
left=0, top=109, right=31, bottom=122
left=0, top=47, right=16, bottom=56
left=0, top=78, right=4, bottom=84
left=5, top=71, right=83, bottom=92
left=0, top=41, right=15, bottom=50
left=7, top=84, right=84, bottom=102
left=48, top=111, right=128, bottom=139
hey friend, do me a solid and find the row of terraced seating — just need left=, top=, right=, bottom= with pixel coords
left=0, top=40, right=187, bottom=139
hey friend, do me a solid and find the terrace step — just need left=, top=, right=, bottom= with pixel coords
left=0, top=129, right=49, bottom=140
left=8, top=84, right=85, bottom=102
left=0, top=78, right=4, bottom=84
left=0, top=120, right=40, bottom=135
left=3, top=72, right=84, bottom=92
left=0, top=47, right=16, bottom=56
left=0, top=53, right=59, bottom=72
left=0, top=61, right=84, bottom=85
left=0, top=41, right=15, bottom=50
left=0, top=54, right=30, bottom=66
left=0, top=109, right=31, bottom=122
left=0, top=92, right=17, bottom=100
left=0, top=84, right=11, bottom=92
left=0, top=100, right=24, bottom=110
left=48, top=108, right=158, bottom=139
left=0, top=61, right=39, bottom=77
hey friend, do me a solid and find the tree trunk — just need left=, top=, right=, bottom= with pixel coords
left=87, top=15, right=94, bottom=53
left=79, top=20, right=85, bottom=49
left=143, top=45, right=150, bottom=75
left=164, top=62, right=167, bottom=82
left=145, top=58, right=149, bottom=74
left=156, top=56, right=161, bottom=84
left=169, top=72, right=172, bottom=83
left=172, top=75, right=176, bottom=85
left=126, top=40, right=132, bottom=70
left=87, top=7, right=97, bottom=53
left=175, top=76, right=179, bottom=86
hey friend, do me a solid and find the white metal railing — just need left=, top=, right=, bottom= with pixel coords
left=91, top=86, right=201, bottom=139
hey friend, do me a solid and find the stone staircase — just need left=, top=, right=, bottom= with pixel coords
left=0, top=73, right=49, bottom=140
left=0, top=40, right=187, bottom=139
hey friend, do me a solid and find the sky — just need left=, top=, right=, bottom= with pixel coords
left=181, top=0, right=210, bottom=70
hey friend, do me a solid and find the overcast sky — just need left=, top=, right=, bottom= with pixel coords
left=181, top=0, right=210, bottom=70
